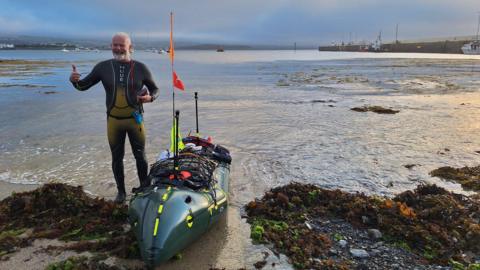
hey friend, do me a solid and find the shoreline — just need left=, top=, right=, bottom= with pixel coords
left=1, top=180, right=478, bottom=270
left=0, top=181, right=38, bottom=200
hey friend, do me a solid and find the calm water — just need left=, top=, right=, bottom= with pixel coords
left=1, top=49, right=480, bottom=268
left=1, top=49, right=480, bottom=196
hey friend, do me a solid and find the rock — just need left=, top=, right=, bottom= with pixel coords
left=356, top=263, right=369, bottom=270
left=350, top=248, right=369, bottom=258
left=304, top=221, right=312, bottom=230
left=361, top=216, right=370, bottom=224
left=339, top=240, right=347, bottom=248
left=368, top=229, right=382, bottom=239
left=328, top=248, right=338, bottom=255
left=254, top=260, right=267, bottom=269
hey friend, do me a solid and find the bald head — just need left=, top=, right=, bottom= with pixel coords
left=111, top=32, right=133, bottom=61
left=112, top=32, right=131, bottom=45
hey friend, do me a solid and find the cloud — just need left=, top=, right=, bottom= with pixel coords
left=1, top=0, right=479, bottom=45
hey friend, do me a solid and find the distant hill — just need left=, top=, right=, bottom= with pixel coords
left=0, top=34, right=316, bottom=50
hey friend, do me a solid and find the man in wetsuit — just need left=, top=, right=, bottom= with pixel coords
left=69, top=32, right=159, bottom=203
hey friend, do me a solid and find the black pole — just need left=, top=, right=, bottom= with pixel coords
left=195, top=92, right=199, bottom=135
left=174, top=110, right=179, bottom=172
left=172, top=91, right=175, bottom=118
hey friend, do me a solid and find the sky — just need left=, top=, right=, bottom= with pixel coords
left=0, top=0, right=479, bottom=46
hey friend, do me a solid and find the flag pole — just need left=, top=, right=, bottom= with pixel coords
left=174, top=110, right=179, bottom=173
left=170, top=12, right=175, bottom=119
left=195, top=92, right=199, bottom=135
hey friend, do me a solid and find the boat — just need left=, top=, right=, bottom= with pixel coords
left=462, top=14, right=480, bottom=55
left=462, top=41, right=480, bottom=55
left=61, top=48, right=69, bottom=52
left=368, top=31, right=383, bottom=52
left=128, top=94, right=232, bottom=268
left=145, top=48, right=159, bottom=53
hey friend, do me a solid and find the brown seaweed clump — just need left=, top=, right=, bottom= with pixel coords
left=245, top=183, right=480, bottom=269
left=0, top=183, right=139, bottom=260
left=350, top=106, right=400, bottom=114
left=45, top=255, right=123, bottom=270
left=430, top=165, right=480, bottom=192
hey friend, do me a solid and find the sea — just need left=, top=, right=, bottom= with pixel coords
left=1, top=49, right=480, bottom=269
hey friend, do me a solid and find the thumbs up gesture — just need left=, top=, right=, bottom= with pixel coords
left=70, top=64, right=81, bottom=82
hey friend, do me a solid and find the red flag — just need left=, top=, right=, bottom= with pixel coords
left=173, top=71, right=185, bottom=91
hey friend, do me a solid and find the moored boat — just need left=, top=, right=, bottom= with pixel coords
left=462, top=13, right=480, bottom=55
left=461, top=41, right=480, bottom=55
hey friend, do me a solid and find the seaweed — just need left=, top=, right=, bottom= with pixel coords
left=430, top=166, right=480, bottom=192
left=44, top=255, right=124, bottom=270
left=0, top=183, right=138, bottom=260
left=350, top=106, right=400, bottom=114
left=245, top=183, right=480, bottom=269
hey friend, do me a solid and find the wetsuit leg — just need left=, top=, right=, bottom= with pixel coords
left=127, top=120, right=150, bottom=187
left=107, top=117, right=127, bottom=194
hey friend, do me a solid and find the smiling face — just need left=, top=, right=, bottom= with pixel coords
left=111, top=34, right=132, bottom=62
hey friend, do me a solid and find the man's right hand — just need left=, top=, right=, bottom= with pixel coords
left=70, top=64, right=81, bottom=82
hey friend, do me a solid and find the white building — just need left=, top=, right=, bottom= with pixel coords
left=0, top=43, right=15, bottom=49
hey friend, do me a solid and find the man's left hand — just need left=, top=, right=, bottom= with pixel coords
left=137, top=95, right=153, bottom=103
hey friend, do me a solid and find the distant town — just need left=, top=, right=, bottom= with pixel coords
left=0, top=34, right=479, bottom=54
left=317, top=32, right=480, bottom=54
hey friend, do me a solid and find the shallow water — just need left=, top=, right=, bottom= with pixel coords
left=1, top=49, right=480, bottom=269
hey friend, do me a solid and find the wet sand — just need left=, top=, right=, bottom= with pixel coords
left=0, top=152, right=282, bottom=270
left=0, top=181, right=38, bottom=200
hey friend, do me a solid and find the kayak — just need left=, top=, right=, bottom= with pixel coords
left=128, top=135, right=231, bottom=267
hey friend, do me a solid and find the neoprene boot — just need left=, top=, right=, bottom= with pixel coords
left=114, top=177, right=126, bottom=204
left=114, top=191, right=126, bottom=204
left=132, top=177, right=151, bottom=193
left=140, top=176, right=151, bottom=188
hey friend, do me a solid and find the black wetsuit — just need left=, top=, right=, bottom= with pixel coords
left=72, top=59, right=159, bottom=193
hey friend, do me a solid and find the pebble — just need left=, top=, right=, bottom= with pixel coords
left=368, top=229, right=382, bottom=239
left=329, top=248, right=338, bottom=255
left=361, top=216, right=370, bottom=224
left=304, top=221, right=312, bottom=230
left=356, top=263, right=369, bottom=270
left=350, top=248, right=369, bottom=258
left=311, top=217, right=448, bottom=270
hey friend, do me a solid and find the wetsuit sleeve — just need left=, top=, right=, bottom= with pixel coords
left=71, top=63, right=102, bottom=91
left=142, top=65, right=159, bottom=101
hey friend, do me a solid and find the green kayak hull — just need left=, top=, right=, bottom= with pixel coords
left=128, top=163, right=230, bottom=266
